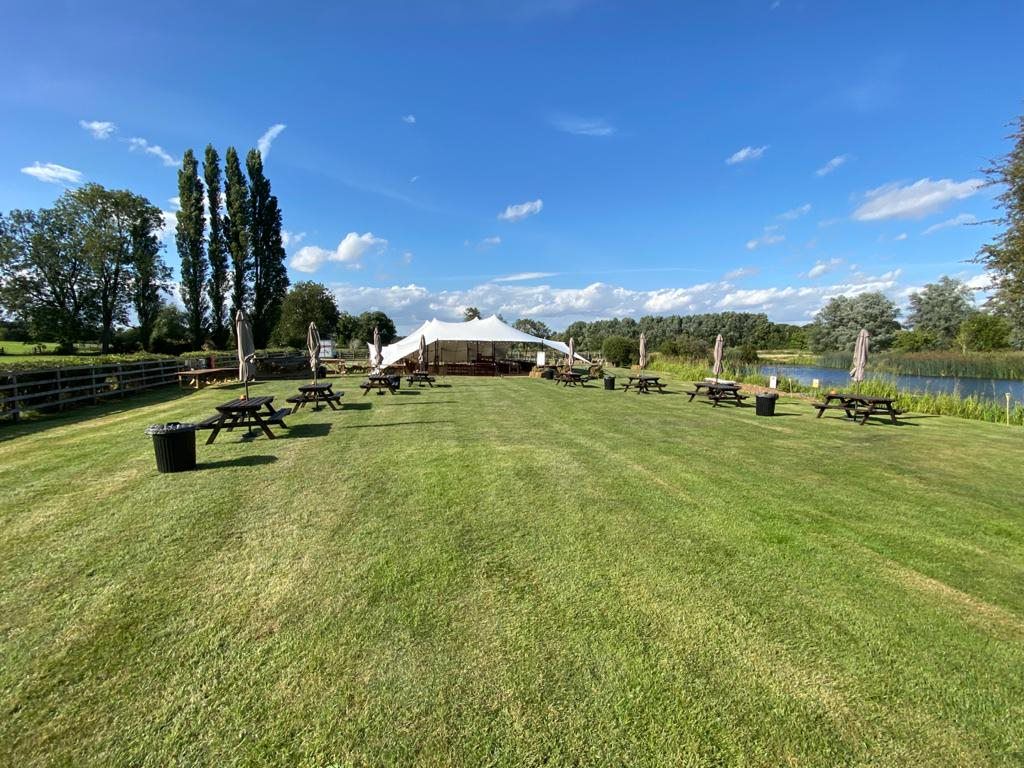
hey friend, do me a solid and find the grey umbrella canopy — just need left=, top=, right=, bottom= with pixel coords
left=307, top=321, right=321, bottom=384
left=638, top=332, right=647, bottom=371
left=712, top=334, right=725, bottom=380
left=236, top=310, right=256, bottom=399
left=418, top=334, right=427, bottom=371
left=372, top=325, right=383, bottom=373
left=850, top=328, right=869, bottom=383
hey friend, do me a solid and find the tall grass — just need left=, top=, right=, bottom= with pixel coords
left=815, top=351, right=1024, bottom=380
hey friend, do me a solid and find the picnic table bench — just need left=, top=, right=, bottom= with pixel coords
left=197, top=395, right=289, bottom=444
left=686, top=380, right=749, bottom=406
left=406, top=371, right=436, bottom=387
left=360, top=374, right=398, bottom=396
left=177, top=367, right=236, bottom=390
left=556, top=371, right=587, bottom=387
left=813, top=392, right=903, bottom=425
left=286, top=382, right=343, bottom=413
left=622, top=375, right=666, bottom=394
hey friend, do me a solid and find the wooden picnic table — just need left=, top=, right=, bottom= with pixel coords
left=361, top=374, right=398, bottom=396
left=177, top=367, right=236, bottom=390
left=197, top=395, right=290, bottom=444
left=813, top=392, right=903, bottom=425
left=686, top=380, right=749, bottom=407
left=623, top=375, right=666, bottom=394
left=556, top=371, right=587, bottom=387
left=286, top=382, right=343, bottom=413
left=406, top=370, right=436, bottom=387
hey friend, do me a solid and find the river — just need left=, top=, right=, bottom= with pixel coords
left=759, top=364, right=1024, bottom=402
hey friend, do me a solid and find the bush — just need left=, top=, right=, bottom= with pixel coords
left=602, top=335, right=637, bottom=366
left=892, top=329, right=940, bottom=353
left=957, top=314, right=1011, bottom=352
left=724, top=343, right=759, bottom=364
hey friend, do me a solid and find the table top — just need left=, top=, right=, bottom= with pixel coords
left=298, top=382, right=332, bottom=393
left=628, top=374, right=660, bottom=381
left=825, top=392, right=895, bottom=405
left=180, top=367, right=236, bottom=376
left=216, top=395, right=273, bottom=412
left=694, top=381, right=738, bottom=390
left=367, top=373, right=393, bottom=381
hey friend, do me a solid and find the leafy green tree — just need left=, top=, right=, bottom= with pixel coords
left=354, top=311, right=397, bottom=344
left=891, top=329, right=939, bottom=353
left=129, top=201, right=171, bottom=351
left=335, top=311, right=359, bottom=345
left=203, top=145, right=229, bottom=348
left=149, top=303, right=191, bottom=354
left=907, top=277, right=975, bottom=346
left=271, top=281, right=341, bottom=347
left=246, top=149, right=289, bottom=347
left=224, top=146, right=251, bottom=329
left=176, top=149, right=207, bottom=348
left=957, top=313, right=1012, bottom=352
left=977, top=111, right=1024, bottom=346
left=807, top=292, right=901, bottom=352
left=463, top=306, right=481, bottom=321
left=602, top=335, right=637, bottom=366
left=512, top=318, right=552, bottom=338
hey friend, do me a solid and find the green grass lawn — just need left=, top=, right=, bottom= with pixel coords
left=2, top=374, right=1023, bottom=766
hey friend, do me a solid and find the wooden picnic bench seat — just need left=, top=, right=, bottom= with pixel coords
left=266, top=408, right=291, bottom=425
left=196, top=413, right=223, bottom=430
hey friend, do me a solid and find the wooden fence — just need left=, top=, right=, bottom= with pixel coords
left=0, top=358, right=183, bottom=422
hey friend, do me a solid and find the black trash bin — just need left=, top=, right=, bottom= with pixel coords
left=145, top=422, right=197, bottom=473
left=541, top=368, right=555, bottom=380
left=755, top=393, right=778, bottom=417
left=389, top=374, right=401, bottom=390
left=604, top=375, right=616, bottom=391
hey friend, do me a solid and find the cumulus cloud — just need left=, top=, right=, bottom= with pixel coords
left=853, top=177, right=983, bottom=221
left=778, top=203, right=811, bottom=220
left=726, top=145, right=767, bottom=165
left=804, top=258, right=843, bottom=279
left=402, top=114, right=416, bottom=124
left=815, top=154, right=848, bottom=176
left=20, top=162, right=83, bottom=184
left=158, top=210, right=177, bottom=241
left=257, top=123, right=286, bottom=159
left=498, top=198, right=543, bottom=222
left=127, top=137, right=179, bottom=167
left=79, top=120, right=116, bottom=139
left=282, top=230, right=307, bottom=249
left=724, top=266, right=759, bottom=280
left=551, top=115, right=616, bottom=136
left=745, top=225, right=785, bottom=250
left=290, top=232, right=387, bottom=273
left=922, top=213, right=978, bottom=235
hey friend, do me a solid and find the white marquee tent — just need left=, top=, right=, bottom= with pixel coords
left=374, top=315, right=588, bottom=369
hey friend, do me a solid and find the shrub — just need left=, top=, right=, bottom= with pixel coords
left=602, top=335, right=637, bottom=366
left=957, top=314, right=1012, bottom=352
left=892, top=329, right=940, bottom=353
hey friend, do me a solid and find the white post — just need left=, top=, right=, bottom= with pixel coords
left=1007, top=393, right=1012, bottom=426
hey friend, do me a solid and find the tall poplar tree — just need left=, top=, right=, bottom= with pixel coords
left=203, top=145, right=229, bottom=348
left=246, top=148, right=289, bottom=348
left=224, top=146, right=251, bottom=331
left=176, top=149, right=207, bottom=348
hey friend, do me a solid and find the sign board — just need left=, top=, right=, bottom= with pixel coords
left=811, top=378, right=820, bottom=389
left=769, top=375, right=777, bottom=389
left=536, top=351, right=546, bottom=367
left=319, top=338, right=336, bottom=358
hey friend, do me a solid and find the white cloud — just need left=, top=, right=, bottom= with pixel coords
left=282, top=230, right=307, bottom=249
left=158, top=211, right=177, bottom=241
left=895, top=232, right=908, bottom=241
left=724, top=266, right=759, bottom=280
left=79, top=120, right=116, bottom=139
left=964, top=272, right=993, bottom=291
left=853, top=177, right=983, bottom=221
left=478, top=236, right=502, bottom=249
left=256, top=123, right=286, bottom=159
left=498, top=198, right=543, bottom=222
left=551, top=115, right=616, bottom=136
left=804, top=258, right=843, bottom=279
left=127, top=137, right=179, bottom=167
left=745, top=225, right=784, bottom=250
left=493, top=272, right=559, bottom=283
left=778, top=203, right=811, bottom=220
left=726, top=145, right=767, bottom=165
left=402, top=114, right=416, bottom=124
left=401, top=251, right=414, bottom=265
left=20, top=162, right=83, bottom=184
left=921, top=213, right=978, bottom=236
left=409, top=175, right=420, bottom=184
left=815, top=154, right=848, bottom=176
left=290, top=232, right=387, bottom=273
left=168, top=196, right=181, bottom=210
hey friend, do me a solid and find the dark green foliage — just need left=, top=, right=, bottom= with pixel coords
left=176, top=149, right=207, bottom=348
left=354, top=311, right=397, bottom=344
left=977, top=111, right=1024, bottom=346
left=224, top=147, right=251, bottom=328
left=335, top=312, right=359, bottom=346
left=129, top=203, right=170, bottom=351
left=658, top=334, right=709, bottom=359
left=891, top=329, right=940, bottom=353
left=724, top=342, right=759, bottom=364
left=602, top=335, right=637, bottom=366
left=246, top=149, right=289, bottom=348
left=907, top=277, right=975, bottom=346
left=957, top=313, right=1012, bottom=352
left=149, top=304, right=191, bottom=354
left=463, top=306, right=482, bottom=321
left=203, top=145, right=229, bottom=348
left=562, top=313, right=800, bottom=352
left=271, top=282, right=341, bottom=347
left=512, top=318, right=552, bottom=338
left=807, top=292, right=901, bottom=352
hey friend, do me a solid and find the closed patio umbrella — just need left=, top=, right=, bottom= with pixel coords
left=712, top=334, right=724, bottom=381
left=372, top=325, right=383, bottom=374
left=567, top=336, right=575, bottom=369
left=638, top=333, right=647, bottom=372
left=236, top=310, right=256, bottom=399
left=307, top=321, right=321, bottom=384
left=418, top=334, right=427, bottom=371
left=850, top=328, right=869, bottom=384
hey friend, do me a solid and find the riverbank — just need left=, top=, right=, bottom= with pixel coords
left=760, top=350, right=1024, bottom=380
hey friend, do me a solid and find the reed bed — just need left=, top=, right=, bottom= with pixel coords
left=814, top=351, right=1024, bottom=380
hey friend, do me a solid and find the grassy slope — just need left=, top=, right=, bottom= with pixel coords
left=1, top=375, right=1023, bottom=767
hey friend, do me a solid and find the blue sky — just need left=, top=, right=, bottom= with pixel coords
left=2, top=1, right=1021, bottom=333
